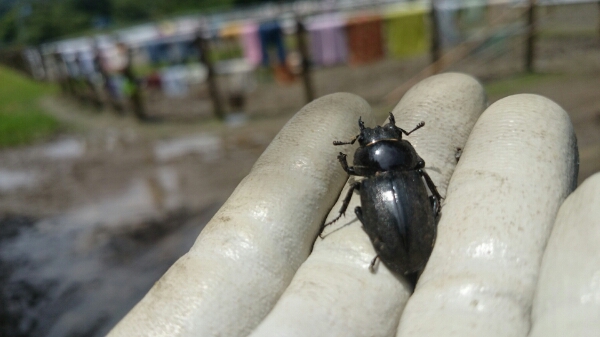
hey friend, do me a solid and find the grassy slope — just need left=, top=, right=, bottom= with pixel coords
left=0, top=66, right=59, bottom=147
left=483, top=73, right=564, bottom=99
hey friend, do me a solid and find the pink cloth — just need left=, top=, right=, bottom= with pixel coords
left=306, top=14, right=348, bottom=66
left=240, top=22, right=262, bottom=66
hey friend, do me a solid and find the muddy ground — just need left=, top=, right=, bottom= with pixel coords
left=1, top=5, right=599, bottom=336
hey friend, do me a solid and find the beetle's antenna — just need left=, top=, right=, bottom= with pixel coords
left=388, top=112, right=396, bottom=126
left=358, top=117, right=365, bottom=130
left=333, top=134, right=359, bottom=146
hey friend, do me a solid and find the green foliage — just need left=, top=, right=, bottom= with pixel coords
left=0, top=66, right=59, bottom=147
left=0, top=0, right=246, bottom=45
left=0, top=8, right=18, bottom=44
left=112, top=0, right=155, bottom=22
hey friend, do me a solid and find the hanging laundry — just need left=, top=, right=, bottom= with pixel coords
left=305, top=13, right=348, bottom=66
left=186, top=63, right=208, bottom=85
left=220, top=22, right=242, bottom=39
left=146, top=41, right=171, bottom=66
left=258, top=21, right=286, bottom=66
left=346, top=13, right=384, bottom=65
left=240, top=22, right=262, bottom=66
left=179, top=39, right=199, bottom=63
left=106, top=74, right=128, bottom=100
left=160, top=65, right=189, bottom=97
left=457, top=0, right=488, bottom=40
left=384, top=4, right=429, bottom=58
left=435, top=0, right=461, bottom=48
left=76, top=50, right=96, bottom=78
left=145, top=71, right=161, bottom=89
left=219, top=22, right=244, bottom=60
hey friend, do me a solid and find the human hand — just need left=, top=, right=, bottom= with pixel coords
left=108, top=73, right=596, bottom=337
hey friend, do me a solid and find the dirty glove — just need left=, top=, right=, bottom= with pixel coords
left=108, top=73, right=596, bottom=337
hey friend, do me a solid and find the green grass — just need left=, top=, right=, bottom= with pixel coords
left=0, top=65, right=60, bottom=147
left=483, top=73, right=564, bottom=97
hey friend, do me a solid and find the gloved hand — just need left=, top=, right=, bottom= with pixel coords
left=107, top=73, right=597, bottom=337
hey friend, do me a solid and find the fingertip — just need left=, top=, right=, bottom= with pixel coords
left=530, top=172, right=600, bottom=337
left=108, top=92, right=375, bottom=337
left=397, top=93, right=578, bottom=337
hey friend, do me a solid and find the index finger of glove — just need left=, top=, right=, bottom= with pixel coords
left=107, top=93, right=374, bottom=337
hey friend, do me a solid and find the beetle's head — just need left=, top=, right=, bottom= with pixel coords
left=357, top=116, right=403, bottom=146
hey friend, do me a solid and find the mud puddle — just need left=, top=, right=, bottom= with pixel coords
left=0, top=183, right=220, bottom=337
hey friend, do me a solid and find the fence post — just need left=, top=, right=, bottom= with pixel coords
left=123, top=46, right=149, bottom=121
left=196, top=31, right=224, bottom=120
left=295, top=18, right=315, bottom=104
left=430, top=0, right=442, bottom=74
left=54, top=52, right=76, bottom=97
left=525, top=0, right=537, bottom=73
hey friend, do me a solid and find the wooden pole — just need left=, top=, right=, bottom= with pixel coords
left=123, top=47, right=149, bottom=121
left=295, top=19, right=315, bottom=104
left=598, top=1, right=600, bottom=36
left=196, top=31, right=224, bottom=121
left=429, top=0, right=442, bottom=74
left=525, top=0, right=537, bottom=73
left=93, top=46, right=122, bottom=113
left=55, top=52, right=76, bottom=97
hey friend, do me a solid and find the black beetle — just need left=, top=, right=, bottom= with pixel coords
left=323, top=112, right=441, bottom=281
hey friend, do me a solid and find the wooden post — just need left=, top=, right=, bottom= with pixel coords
left=123, top=47, right=149, bottom=121
left=525, top=0, right=536, bottom=73
left=51, top=52, right=67, bottom=94
left=94, top=45, right=124, bottom=113
left=295, top=19, right=315, bottom=104
left=54, top=52, right=76, bottom=97
left=429, top=0, right=442, bottom=74
left=196, top=31, right=224, bottom=120
left=37, top=47, right=49, bottom=82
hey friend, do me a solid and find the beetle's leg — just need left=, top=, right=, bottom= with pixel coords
left=415, top=158, right=425, bottom=169
left=333, top=134, right=359, bottom=146
left=321, top=182, right=361, bottom=235
left=399, top=121, right=425, bottom=136
left=337, top=152, right=357, bottom=175
left=404, top=272, right=419, bottom=288
left=354, top=206, right=363, bottom=224
left=369, top=255, right=380, bottom=273
left=429, top=196, right=440, bottom=216
left=455, top=147, right=463, bottom=163
left=419, top=169, right=443, bottom=215
left=388, top=111, right=425, bottom=136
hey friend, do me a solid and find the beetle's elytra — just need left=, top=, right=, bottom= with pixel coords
left=322, top=113, right=441, bottom=283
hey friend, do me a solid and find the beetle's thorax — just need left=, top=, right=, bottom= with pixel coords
left=357, top=124, right=403, bottom=147
left=353, top=139, right=422, bottom=176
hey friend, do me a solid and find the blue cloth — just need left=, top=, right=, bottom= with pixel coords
left=258, top=21, right=286, bottom=66
left=147, top=42, right=169, bottom=65
left=147, top=39, right=199, bottom=65
left=160, top=65, right=189, bottom=97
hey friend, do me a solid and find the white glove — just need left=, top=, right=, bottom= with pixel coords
left=108, top=73, right=596, bottom=337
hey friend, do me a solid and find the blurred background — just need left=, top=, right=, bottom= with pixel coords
left=0, top=0, right=599, bottom=335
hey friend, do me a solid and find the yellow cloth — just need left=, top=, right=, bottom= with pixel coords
left=383, top=4, right=429, bottom=58
left=220, top=22, right=242, bottom=39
